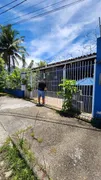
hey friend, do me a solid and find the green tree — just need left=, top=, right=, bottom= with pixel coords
left=0, top=25, right=27, bottom=73
left=22, top=54, right=26, bottom=68
left=28, top=60, right=34, bottom=69
left=22, top=54, right=34, bottom=69
left=0, top=58, right=7, bottom=91
left=37, top=60, right=47, bottom=67
left=6, top=68, right=21, bottom=89
left=0, top=57, right=5, bottom=71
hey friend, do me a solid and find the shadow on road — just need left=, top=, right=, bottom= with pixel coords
left=0, top=112, right=101, bottom=133
left=91, top=118, right=101, bottom=129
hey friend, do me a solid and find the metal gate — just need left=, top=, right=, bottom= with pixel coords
left=66, top=59, right=95, bottom=113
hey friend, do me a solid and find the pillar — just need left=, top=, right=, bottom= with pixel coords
left=92, top=37, right=101, bottom=118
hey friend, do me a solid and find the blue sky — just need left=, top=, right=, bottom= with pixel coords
left=0, top=0, right=101, bottom=66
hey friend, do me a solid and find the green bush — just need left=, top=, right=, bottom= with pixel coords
left=27, top=84, right=32, bottom=91
left=58, top=79, right=77, bottom=112
left=21, top=78, right=27, bottom=85
left=0, top=58, right=7, bottom=91
left=6, top=68, right=21, bottom=89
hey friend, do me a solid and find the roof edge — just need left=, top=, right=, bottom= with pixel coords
left=32, top=53, right=96, bottom=71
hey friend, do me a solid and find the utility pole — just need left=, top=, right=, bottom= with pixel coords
left=99, top=17, right=101, bottom=37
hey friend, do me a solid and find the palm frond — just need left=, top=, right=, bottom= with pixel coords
left=28, top=60, right=34, bottom=69
left=12, top=55, right=19, bottom=66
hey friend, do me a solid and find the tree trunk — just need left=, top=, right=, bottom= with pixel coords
left=12, top=57, right=15, bottom=69
left=8, top=55, right=10, bottom=73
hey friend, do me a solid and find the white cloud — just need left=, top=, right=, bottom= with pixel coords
left=0, top=0, right=100, bottom=66
left=26, top=0, right=100, bottom=64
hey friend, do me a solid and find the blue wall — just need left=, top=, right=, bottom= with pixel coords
left=92, top=37, right=101, bottom=118
left=4, top=89, right=24, bottom=98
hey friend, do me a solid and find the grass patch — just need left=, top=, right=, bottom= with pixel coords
left=0, top=139, right=37, bottom=180
left=37, top=138, right=43, bottom=143
left=30, top=131, right=43, bottom=143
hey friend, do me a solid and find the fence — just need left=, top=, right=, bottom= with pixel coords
left=30, top=68, right=63, bottom=109
left=26, top=58, right=95, bottom=114
left=66, top=59, right=95, bottom=113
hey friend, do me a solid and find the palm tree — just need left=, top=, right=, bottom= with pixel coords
left=28, top=60, right=34, bottom=69
left=37, top=60, right=47, bottom=67
left=22, top=54, right=34, bottom=69
left=0, top=24, right=27, bottom=73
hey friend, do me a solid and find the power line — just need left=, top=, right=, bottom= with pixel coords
left=12, top=0, right=85, bottom=26
left=0, top=0, right=27, bottom=16
left=4, top=0, right=47, bottom=23
left=5, top=0, right=69, bottom=24
left=0, top=0, right=19, bottom=10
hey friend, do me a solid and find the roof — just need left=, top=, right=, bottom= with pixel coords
left=32, top=53, right=96, bottom=71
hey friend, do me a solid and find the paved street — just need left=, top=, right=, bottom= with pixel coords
left=0, top=96, right=101, bottom=180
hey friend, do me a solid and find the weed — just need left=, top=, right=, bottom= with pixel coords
left=31, top=132, right=35, bottom=138
left=26, top=150, right=35, bottom=162
left=16, top=126, right=32, bottom=136
left=0, top=141, right=37, bottom=180
left=30, top=130, right=43, bottom=143
left=18, top=138, right=35, bottom=164
left=50, top=147, right=57, bottom=154
left=37, top=138, right=43, bottom=143
left=19, top=138, right=24, bottom=149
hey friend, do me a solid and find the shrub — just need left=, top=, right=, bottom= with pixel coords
left=58, top=79, right=77, bottom=111
left=0, top=58, right=7, bottom=91
left=6, top=68, right=21, bottom=89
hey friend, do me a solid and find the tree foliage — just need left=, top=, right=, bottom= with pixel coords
left=0, top=58, right=7, bottom=90
left=6, top=68, right=21, bottom=89
left=0, top=25, right=27, bottom=72
left=37, top=60, right=47, bottom=67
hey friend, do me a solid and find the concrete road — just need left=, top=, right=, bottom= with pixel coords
left=0, top=96, right=35, bottom=145
left=0, top=96, right=101, bottom=180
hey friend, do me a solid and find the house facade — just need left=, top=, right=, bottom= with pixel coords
left=32, top=53, right=96, bottom=114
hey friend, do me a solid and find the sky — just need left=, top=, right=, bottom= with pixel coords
left=0, top=0, right=101, bottom=66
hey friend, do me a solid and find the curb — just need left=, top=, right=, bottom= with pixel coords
left=11, top=136, right=51, bottom=180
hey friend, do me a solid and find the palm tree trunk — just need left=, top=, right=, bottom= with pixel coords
left=12, top=57, right=15, bottom=69
left=8, top=55, right=10, bottom=73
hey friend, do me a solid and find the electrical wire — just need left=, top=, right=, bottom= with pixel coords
left=0, top=0, right=18, bottom=10
left=0, top=0, right=27, bottom=16
left=12, top=0, right=85, bottom=26
left=4, top=0, right=47, bottom=23
left=5, top=0, right=69, bottom=24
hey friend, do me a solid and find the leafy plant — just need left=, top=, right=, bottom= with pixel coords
left=0, top=141, right=36, bottom=180
left=37, top=138, right=43, bottom=143
left=6, top=68, right=21, bottom=89
left=31, top=132, right=35, bottom=138
left=21, top=78, right=27, bottom=85
left=37, top=60, right=47, bottom=67
left=27, top=84, right=32, bottom=91
left=19, top=138, right=24, bottom=149
left=0, top=58, right=7, bottom=91
left=58, top=79, right=77, bottom=111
